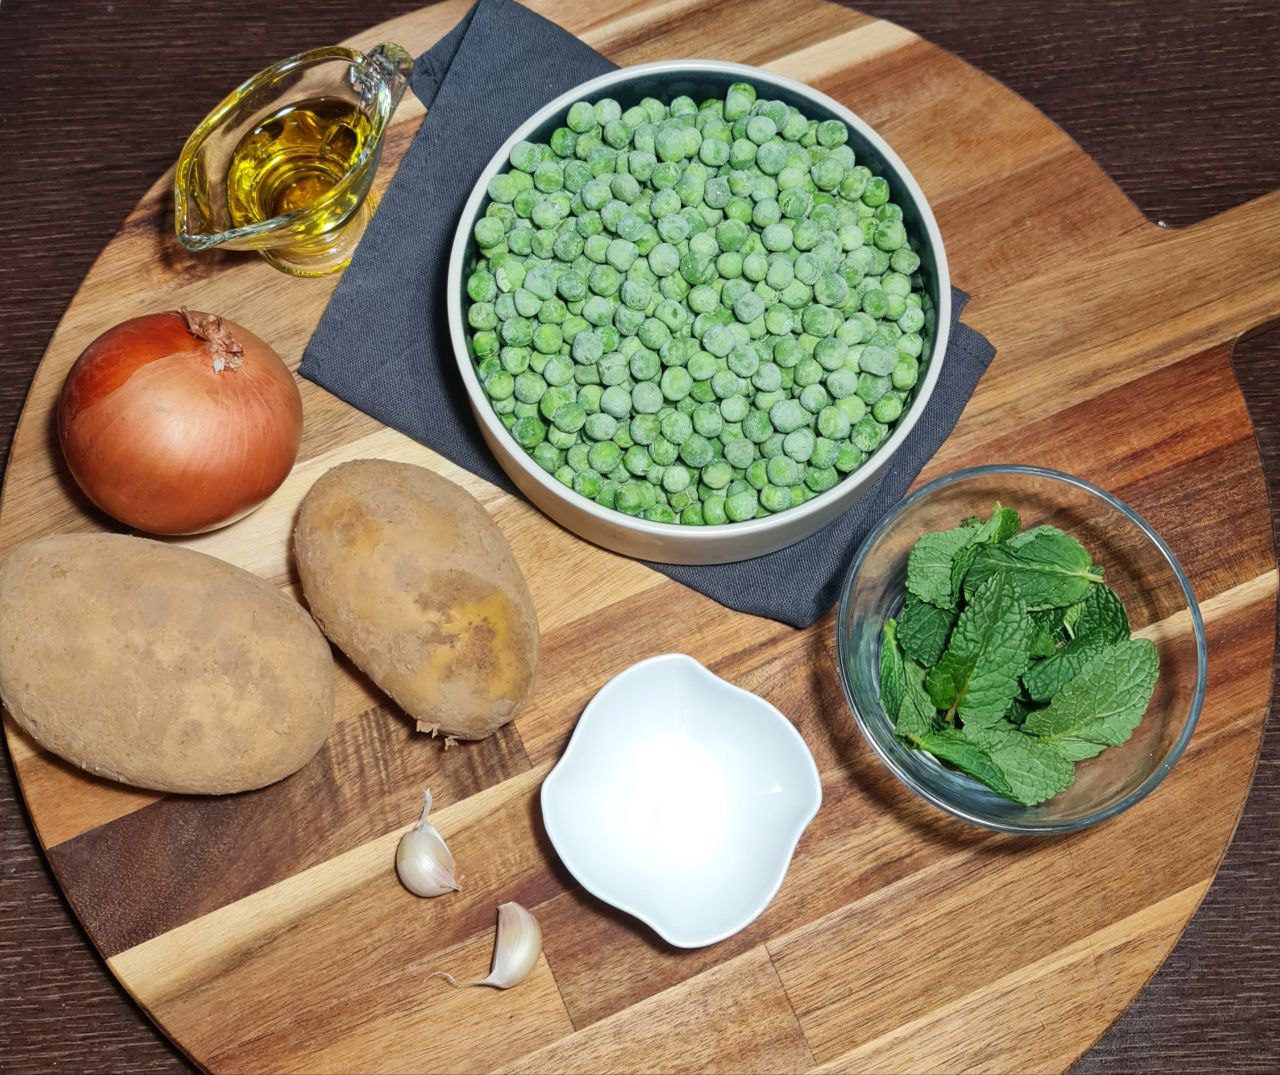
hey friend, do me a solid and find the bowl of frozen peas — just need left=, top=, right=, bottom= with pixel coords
left=448, top=60, right=951, bottom=564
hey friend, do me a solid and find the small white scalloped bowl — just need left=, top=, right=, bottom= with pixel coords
left=540, top=653, right=822, bottom=947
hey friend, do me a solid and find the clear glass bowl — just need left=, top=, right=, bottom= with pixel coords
left=835, top=465, right=1207, bottom=834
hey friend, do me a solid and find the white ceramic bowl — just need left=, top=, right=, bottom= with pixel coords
left=540, top=654, right=821, bottom=947
left=448, top=60, right=951, bottom=564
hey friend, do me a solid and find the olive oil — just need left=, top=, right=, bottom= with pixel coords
left=226, top=96, right=372, bottom=229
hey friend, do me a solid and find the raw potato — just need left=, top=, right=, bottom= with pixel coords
left=294, top=459, right=539, bottom=740
left=0, top=534, right=335, bottom=794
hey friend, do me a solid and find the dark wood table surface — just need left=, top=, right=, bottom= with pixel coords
left=1, top=1, right=1277, bottom=1071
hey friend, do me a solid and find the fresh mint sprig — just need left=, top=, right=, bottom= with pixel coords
left=877, top=503, right=1160, bottom=806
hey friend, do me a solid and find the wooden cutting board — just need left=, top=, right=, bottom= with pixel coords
left=3, top=0, right=1278, bottom=1071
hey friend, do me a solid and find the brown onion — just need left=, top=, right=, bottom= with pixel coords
left=57, top=309, right=303, bottom=535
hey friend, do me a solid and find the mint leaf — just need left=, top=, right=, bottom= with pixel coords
left=964, top=526, right=1103, bottom=610
left=948, top=503, right=1022, bottom=605
left=1028, top=621, right=1059, bottom=659
left=897, top=596, right=956, bottom=666
left=906, top=522, right=980, bottom=609
left=915, top=729, right=1014, bottom=799
left=974, top=503, right=1022, bottom=544
left=1023, top=638, right=1160, bottom=749
left=897, top=659, right=940, bottom=740
left=1063, top=584, right=1130, bottom=642
left=878, top=618, right=906, bottom=720
left=1021, top=631, right=1111, bottom=702
left=964, top=723, right=1076, bottom=805
left=925, top=570, right=1032, bottom=726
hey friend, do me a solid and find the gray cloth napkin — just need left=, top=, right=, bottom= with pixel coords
left=300, top=0, right=996, bottom=628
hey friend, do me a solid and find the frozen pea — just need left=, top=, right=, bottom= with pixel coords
left=623, top=445, right=651, bottom=477
left=660, top=365, right=694, bottom=400
left=500, top=346, right=530, bottom=375
left=484, top=370, right=515, bottom=401
left=810, top=436, right=840, bottom=469
left=514, top=371, right=547, bottom=404
left=814, top=336, right=849, bottom=371
left=891, top=355, right=920, bottom=391
left=897, top=305, right=926, bottom=334
left=630, top=413, right=661, bottom=445
left=835, top=394, right=867, bottom=423
left=760, top=484, right=792, bottom=512
left=543, top=353, right=574, bottom=386
left=872, top=394, right=904, bottom=423
left=835, top=442, right=866, bottom=473
left=680, top=433, right=715, bottom=468
left=782, top=427, right=815, bottom=462
left=583, top=412, right=618, bottom=441
left=650, top=436, right=679, bottom=466
left=805, top=466, right=839, bottom=493
left=799, top=383, right=830, bottom=413
left=723, top=437, right=757, bottom=469
left=769, top=398, right=809, bottom=433
left=688, top=350, right=718, bottom=381
left=793, top=357, right=823, bottom=387
left=703, top=495, right=729, bottom=524
left=552, top=402, right=587, bottom=434
left=512, top=415, right=547, bottom=448
left=897, top=332, right=924, bottom=359
left=826, top=368, right=860, bottom=400
left=588, top=441, right=622, bottom=473
left=761, top=222, right=793, bottom=252
left=725, top=488, right=759, bottom=521
left=600, top=384, right=631, bottom=418
left=533, top=323, right=563, bottom=354
left=632, top=381, right=664, bottom=413
left=852, top=416, right=887, bottom=451
left=691, top=402, right=723, bottom=438
left=539, top=384, right=575, bottom=421
left=859, top=344, right=896, bottom=376
left=661, top=409, right=694, bottom=444
left=856, top=372, right=891, bottom=404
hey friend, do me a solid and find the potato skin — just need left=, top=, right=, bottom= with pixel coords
left=0, top=534, right=335, bottom=794
left=294, top=459, right=539, bottom=740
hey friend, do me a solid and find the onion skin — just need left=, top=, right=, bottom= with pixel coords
left=57, top=310, right=303, bottom=535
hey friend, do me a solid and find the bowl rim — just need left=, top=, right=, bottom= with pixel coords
left=540, top=652, right=822, bottom=947
left=834, top=463, right=1208, bottom=835
left=447, top=58, right=952, bottom=546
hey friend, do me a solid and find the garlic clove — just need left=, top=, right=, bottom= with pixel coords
left=432, top=901, right=542, bottom=990
left=396, top=789, right=461, bottom=897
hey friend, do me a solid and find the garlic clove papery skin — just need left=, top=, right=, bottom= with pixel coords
left=432, top=901, right=543, bottom=990
left=396, top=789, right=461, bottom=897
left=476, top=902, right=542, bottom=988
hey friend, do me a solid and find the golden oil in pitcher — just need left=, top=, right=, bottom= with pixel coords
left=226, top=96, right=374, bottom=230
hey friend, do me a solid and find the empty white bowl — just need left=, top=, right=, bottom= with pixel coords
left=540, top=653, right=821, bottom=947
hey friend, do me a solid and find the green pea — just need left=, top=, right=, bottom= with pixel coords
left=892, top=356, right=920, bottom=391
left=588, top=440, right=623, bottom=473
left=850, top=415, right=885, bottom=452
left=768, top=398, right=809, bottom=433
left=872, top=394, right=904, bottom=423
left=512, top=415, right=547, bottom=448
left=661, top=409, right=694, bottom=444
left=659, top=365, right=693, bottom=401
left=862, top=175, right=891, bottom=207
left=835, top=442, right=866, bottom=473
left=630, top=381, right=662, bottom=413
left=725, top=488, right=759, bottom=521
left=782, top=428, right=816, bottom=462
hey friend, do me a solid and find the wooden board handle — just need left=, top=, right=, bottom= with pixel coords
left=1150, top=188, right=1280, bottom=342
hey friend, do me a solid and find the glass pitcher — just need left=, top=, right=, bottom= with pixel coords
left=175, top=43, right=413, bottom=277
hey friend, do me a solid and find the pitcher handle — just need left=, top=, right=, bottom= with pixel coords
left=363, top=42, right=414, bottom=111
